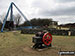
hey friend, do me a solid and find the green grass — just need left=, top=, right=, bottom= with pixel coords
left=0, top=31, right=75, bottom=56
left=52, top=35, right=75, bottom=51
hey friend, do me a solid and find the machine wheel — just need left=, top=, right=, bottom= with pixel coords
left=43, top=32, right=52, bottom=46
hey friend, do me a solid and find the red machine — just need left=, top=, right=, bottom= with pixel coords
left=32, top=31, right=52, bottom=49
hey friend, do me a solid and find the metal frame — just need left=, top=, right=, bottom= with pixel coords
left=1, top=2, right=32, bottom=32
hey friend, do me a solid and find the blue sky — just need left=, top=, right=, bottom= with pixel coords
left=0, top=0, right=75, bottom=24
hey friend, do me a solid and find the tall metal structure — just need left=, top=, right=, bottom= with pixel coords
left=1, top=2, right=32, bottom=32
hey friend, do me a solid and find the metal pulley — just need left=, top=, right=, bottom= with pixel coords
left=43, top=32, right=52, bottom=46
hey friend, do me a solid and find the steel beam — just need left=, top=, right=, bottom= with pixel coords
left=12, top=2, right=32, bottom=26
left=1, top=3, right=12, bottom=32
left=10, top=3, right=13, bottom=21
left=1, top=2, right=32, bottom=32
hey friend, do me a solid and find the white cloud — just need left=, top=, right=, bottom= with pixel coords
left=0, top=0, right=75, bottom=24
left=55, top=0, right=75, bottom=3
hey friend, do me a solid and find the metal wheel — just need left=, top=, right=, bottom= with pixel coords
left=43, top=32, right=52, bottom=46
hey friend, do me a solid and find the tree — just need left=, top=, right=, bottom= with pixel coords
left=13, top=14, right=21, bottom=27
left=22, top=18, right=53, bottom=26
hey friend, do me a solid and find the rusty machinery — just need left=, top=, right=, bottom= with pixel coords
left=32, top=31, right=52, bottom=49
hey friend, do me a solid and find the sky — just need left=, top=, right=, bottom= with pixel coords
left=0, top=0, right=75, bottom=25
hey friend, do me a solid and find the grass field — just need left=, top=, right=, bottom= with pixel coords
left=0, top=31, right=75, bottom=56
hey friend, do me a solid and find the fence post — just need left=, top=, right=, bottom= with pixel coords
left=68, top=31, right=71, bottom=36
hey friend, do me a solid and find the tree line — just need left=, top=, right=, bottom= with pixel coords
left=21, top=18, right=53, bottom=26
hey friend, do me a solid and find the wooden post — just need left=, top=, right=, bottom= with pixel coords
left=68, top=31, right=71, bottom=36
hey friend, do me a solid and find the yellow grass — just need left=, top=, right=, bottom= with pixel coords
left=0, top=31, right=75, bottom=56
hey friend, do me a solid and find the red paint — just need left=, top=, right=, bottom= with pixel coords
left=43, top=33, right=52, bottom=46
